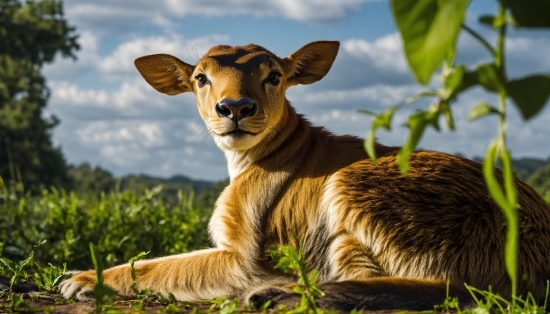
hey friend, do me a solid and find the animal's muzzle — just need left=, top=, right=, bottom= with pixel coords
left=215, top=97, right=258, bottom=122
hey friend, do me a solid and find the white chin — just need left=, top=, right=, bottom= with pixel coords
left=214, top=133, right=262, bottom=151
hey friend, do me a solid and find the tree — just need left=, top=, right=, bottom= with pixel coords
left=0, top=0, right=79, bottom=192
left=66, top=163, right=115, bottom=195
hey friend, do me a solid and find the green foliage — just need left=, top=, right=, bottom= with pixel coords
left=0, top=0, right=79, bottom=193
left=391, top=0, right=469, bottom=85
left=365, top=0, right=550, bottom=303
left=66, top=162, right=224, bottom=205
left=90, top=243, right=117, bottom=312
left=67, top=163, right=116, bottom=195
left=528, top=163, right=550, bottom=203
left=0, top=180, right=213, bottom=271
left=271, top=245, right=325, bottom=313
left=0, top=236, right=45, bottom=292
left=33, top=262, right=70, bottom=294
left=465, top=284, right=549, bottom=314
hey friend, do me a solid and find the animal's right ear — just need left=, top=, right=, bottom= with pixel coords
left=134, top=54, right=194, bottom=95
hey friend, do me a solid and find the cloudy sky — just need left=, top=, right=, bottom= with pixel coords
left=43, top=0, right=550, bottom=181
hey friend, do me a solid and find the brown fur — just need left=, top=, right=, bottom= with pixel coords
left=60, top=41, right=550, bottom=311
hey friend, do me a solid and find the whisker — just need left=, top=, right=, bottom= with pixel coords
left=274, top=37, right=284, bottom=56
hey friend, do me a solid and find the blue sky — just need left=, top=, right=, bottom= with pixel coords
left=43, top=0, right=550, bottom=181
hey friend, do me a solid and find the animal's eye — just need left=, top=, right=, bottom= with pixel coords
left=194, top=73, right=209, bottom=88
left=266, top=71, right=282, bottom=86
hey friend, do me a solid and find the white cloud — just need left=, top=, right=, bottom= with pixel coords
left=288, top=83, right=420, bottom=112
left=313, top=35, right=414, bottom=91
left=64, top=0, right=377, bottom=33
left=60, top=118, right=225, bottom=179
left=165, top=0, right=370, bottom=23
left=342, top=34, right=408, bottom=74
left=43, top=31, right=100, bottom=80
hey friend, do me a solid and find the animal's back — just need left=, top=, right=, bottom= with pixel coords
left=336, top=148, right=550, bottom=299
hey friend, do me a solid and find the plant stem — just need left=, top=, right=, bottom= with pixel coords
left=461, top=24, right=496, bottom=56
left=494, top=3, right=518, bottom=305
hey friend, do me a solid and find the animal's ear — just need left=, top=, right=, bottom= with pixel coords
left=284, top=41, right=340, bottom=86
left=134, top=54, right=194, bottom=95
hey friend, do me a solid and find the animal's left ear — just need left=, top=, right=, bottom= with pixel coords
left=134, top=54, right=195, bottom=95
left=284, top=41, right=340, bottom=86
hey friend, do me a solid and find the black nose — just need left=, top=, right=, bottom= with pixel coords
left=215, top=97, right=257, bottom=122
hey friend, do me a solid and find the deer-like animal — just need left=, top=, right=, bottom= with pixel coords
left=60, top=40, right=550, bottom=311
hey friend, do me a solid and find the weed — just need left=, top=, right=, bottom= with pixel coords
left=89, top=242, right=118, bottom=312
left=434, top=280, right=462, bottom=313
left=8, top=293, right=29, bottom=312
left=270, top=245, right=325, bottom=313
left=128, top=250, right=150, bottom=303
left=33, top=262, right=71, bottom=294
left=0, top=236, right=46, bottom=292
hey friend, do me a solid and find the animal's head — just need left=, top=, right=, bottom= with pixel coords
left=134, top=41, right=339, bottom=152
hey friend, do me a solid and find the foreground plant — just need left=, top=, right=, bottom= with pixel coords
left=271, top=245, right=325, bottom=313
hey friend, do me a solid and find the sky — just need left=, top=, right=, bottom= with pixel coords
left=42, top=0, right=550, bottom=181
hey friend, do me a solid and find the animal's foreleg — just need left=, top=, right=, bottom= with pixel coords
left=61, top=248, right=261, bottom=301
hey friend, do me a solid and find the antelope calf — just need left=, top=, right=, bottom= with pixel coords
left=60, top=41, right=550, bottom=311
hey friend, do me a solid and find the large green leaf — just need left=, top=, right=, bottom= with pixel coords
left=391, top=0, right=470, bottom=85
left=502, top=0, right=550, bottom=28
left=508, top=75, right=550, bottom=120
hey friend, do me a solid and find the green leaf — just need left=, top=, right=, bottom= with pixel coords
left=90, top=243, right=104, bottom=282
left=397, top=106, right=440, bottom=173
left=0, top=258, right=17, bottom=272
left=482, top=141, right=511, bottom=212
left=499, top=149, right=520, bottom=298
left=364, top=105, right=400, bottom=162
left=501, top=0, right=550, bottom=27
left=501, top=150, right=518, bottom=207
left=440, top=100, right=455, bottom=130
left=469, top=102, right=499, bottom=121
left=129, top=251, right=150, bottom=281
left=443, top=66, right=479, bottom=100
left=508, top=75, right=550, bottom=120
left=391, top=0, right=470, bottom=85
left=475, top=63, right=506, bottom=93
left=478, top=14, right=507, bottom=28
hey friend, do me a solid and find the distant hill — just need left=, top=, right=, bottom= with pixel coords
left=119, top=174, right=216, bottom=195
left=67, top=163, right=226, bottom=204
left=471, top=156, right=549, bottom=181
left=470, top=156, right=550, bottom=202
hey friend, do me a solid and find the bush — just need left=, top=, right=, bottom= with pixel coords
left=0, top=180, right=213, bottom=271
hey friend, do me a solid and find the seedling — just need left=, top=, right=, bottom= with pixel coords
left=89, top=242, right=118, bottom=312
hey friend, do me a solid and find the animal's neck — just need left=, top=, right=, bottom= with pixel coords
left=224, top=102, right=308, bottom=181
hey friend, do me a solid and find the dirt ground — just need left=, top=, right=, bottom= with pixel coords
left=0, top=292, right=225, bottom=313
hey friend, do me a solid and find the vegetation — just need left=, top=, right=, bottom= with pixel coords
left=0, top=0, right=79, bottom=192
left=0, top=179, right=213, bottom=271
